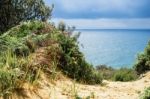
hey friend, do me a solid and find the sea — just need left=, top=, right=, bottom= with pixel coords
left=77, top=29, right=150, bottom=68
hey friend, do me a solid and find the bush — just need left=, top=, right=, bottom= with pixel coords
left=113, top=68, right=138, bottom=82
left=58, top=33, right=102, bottom=84
left=96, top=65, right=115, bottom=80
left=140, top=87, right=150, bottom=99
left=134, top=41, right=150, bottom=74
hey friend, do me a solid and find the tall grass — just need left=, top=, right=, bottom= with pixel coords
left=0, top=50, right=22, bottom=97
left=0, top=50, right=42, bottom=97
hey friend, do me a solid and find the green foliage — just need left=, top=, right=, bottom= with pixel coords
left=134, top=41, right=150, bottom=74
left=0, top=21, right=50, bottom=56
left=96, top=65, right=115, bottom=80
left=0, top=50, right=22, bottom=97
left=140, top=87, right=150, bottom=99
left=113, top=68, right=138, bottom=82
left=0, top=20, right=102, bottom=98
left=58, top=21, right=66, bottom=32
left=0, top=50, right=41, bottom=97
left=0, top=0, right=53, bottom=33
left=57, top=32, right=102, bottom=84
left=0, top=21, right=54, bottom=96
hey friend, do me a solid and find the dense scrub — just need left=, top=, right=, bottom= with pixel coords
left=134, top=41, right=150, bottom=74
left=96, top=65, right=138, bottom=81
left=0, top=21, right=102, bottom=97
left=113, top=68, right=138, bottom=82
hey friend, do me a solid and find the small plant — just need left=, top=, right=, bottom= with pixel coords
left=71, top=80, right=78, bottom=98
left=140, top=87, right=150, bottom=99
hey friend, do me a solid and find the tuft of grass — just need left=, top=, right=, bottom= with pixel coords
left=0, top=49, right=42, bottom=97
left=0, top=50, right=23, bottom=97
left=140, top=87, right=150, bottom=99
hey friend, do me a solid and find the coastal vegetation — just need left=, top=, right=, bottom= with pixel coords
left=96, top=65, right=138, bottom=81
left=134, top=41, right=150, bottom=74
left=140, top=87, right=150, bottom=99
left=0, top=20, right=102, bottom=97
left=0, top=0, right=150, bottom=99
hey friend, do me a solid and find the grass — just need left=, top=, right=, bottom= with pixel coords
left=1, top=20, right=145, bottom=98
left=0, top=21, right=103, bottom=98
left=0, top=50, right=24, bottom=97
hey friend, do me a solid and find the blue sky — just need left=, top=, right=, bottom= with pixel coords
left=44, top=0, right=150, bottom=29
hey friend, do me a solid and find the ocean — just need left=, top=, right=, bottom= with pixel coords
left=77, top=29, right=150, bottom=68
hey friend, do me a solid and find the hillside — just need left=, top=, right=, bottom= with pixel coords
left=6, top=71, right=150, bottom=99
left=0, top=21, right=149, bottom=99
left=0, top=21, right=102, bottom=98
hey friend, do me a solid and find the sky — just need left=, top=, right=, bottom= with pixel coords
left=44, top=0, right=150, bottom=29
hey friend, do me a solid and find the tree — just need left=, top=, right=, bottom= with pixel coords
left=0, top=0, right=53, bottom=34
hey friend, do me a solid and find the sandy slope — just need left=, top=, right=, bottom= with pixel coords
left=48, top=72, right=150, bottom=99
left=13, top=72, right=150, bottom=99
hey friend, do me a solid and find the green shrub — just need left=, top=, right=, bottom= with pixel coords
left=96, top=65, right=115, bottom=80
left=134, top=41, right=150, bottom=74
left=140, top=87, right=150, bottom=99
left=113, top=68, right=138, bottom=82
left=57, top=32, right=102, bottom=84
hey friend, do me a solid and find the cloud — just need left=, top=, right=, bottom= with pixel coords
left=44, top=0, right=150, bottom=18
left=52, top=18, right=150, bottom=29
left=45, top=0, right=150, bottom=29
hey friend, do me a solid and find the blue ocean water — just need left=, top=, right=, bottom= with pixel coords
left=77, top=29, right=150, bottom=68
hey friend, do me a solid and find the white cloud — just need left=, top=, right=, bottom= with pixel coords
left=52, top=18, right=150, bottom=29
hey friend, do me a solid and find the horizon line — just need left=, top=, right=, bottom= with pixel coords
left=76, top=28, right=150, bottom=30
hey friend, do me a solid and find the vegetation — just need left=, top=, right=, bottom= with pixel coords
left=113, top=68, right=138, bottom=82
left=96, top=65, right=138, bottom=81
left=0, top=20, right=103, bottom=97
left=140, top=87, right=150, bottom=99
left=1, top=1, right=150, bottom=98
left=96, top=65, right=115, bottom=80
left=134, top=41, right=150, bottom=74
left=0, top=0, right=53, bottom=33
